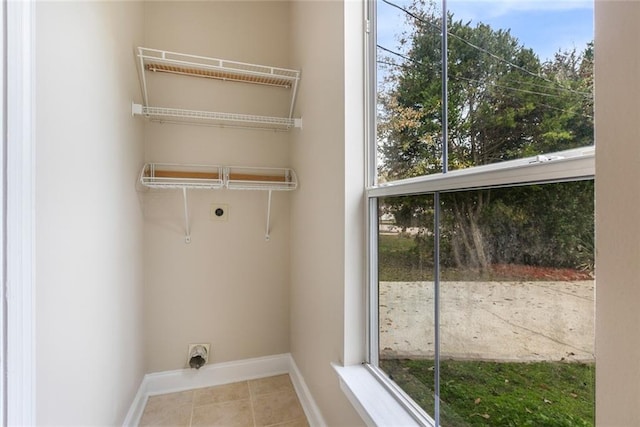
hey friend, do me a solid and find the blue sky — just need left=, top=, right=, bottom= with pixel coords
left=378, top=0, right=594, bottom=62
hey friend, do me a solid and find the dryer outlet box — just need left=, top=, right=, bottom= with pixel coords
left=187, top=343, right=211, bottom=368
left=210, top=204, right=229, bottom=221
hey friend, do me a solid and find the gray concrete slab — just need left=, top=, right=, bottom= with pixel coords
left=379, top=280, right=595, bottom=362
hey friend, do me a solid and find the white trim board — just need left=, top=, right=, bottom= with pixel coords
left=123, top=353, right=327, bottom=427
left=5, top=0, right=37, bottom=425
left=334, top=363, right=424, bottom=427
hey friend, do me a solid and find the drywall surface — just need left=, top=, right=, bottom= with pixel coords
left=142, top=1, right=292, bottom=373
left=35, top=1, right=145, bottom=425
left=595, top=1, right=640, bottom=424
left=289, top=1, right=366, bottom=425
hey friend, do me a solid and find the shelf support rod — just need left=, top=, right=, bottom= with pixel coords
left=182, top=187, right=191, bottom=243
left=265, top=190, right=273, bottom=241
left=137, top=47, right=150, bottom=107
left=288, top=76, right=300, bottom=120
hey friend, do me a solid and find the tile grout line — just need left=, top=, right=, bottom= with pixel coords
left=248, top=380, right=258, bottom=427
left=189, top=390, right=195, bottom=427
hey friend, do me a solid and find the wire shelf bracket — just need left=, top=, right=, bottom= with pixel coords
left=265, top=190, right=273, bottom=241
left=140, top=163, right=224, bottom=244
left=182, top=188, right=191, bottom=243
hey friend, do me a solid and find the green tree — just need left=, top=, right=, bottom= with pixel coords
left=378, top=0, right=594, bottom=272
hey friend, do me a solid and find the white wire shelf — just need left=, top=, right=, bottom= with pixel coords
left=139, top=162, right=298, bottom=243
left=140, top=163, right=224, bottom=189
left=135, top=47, right=302, bottom=129
left=139, top=163, right=297, bottom=191
left=138, top=47, right=300, bottom=89
left=225, top=166, right=298, bottom=191
left=132, top=104, right=302, bottom=131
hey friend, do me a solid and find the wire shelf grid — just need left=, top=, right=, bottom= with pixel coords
left=139, top=163, right=298, bottom=243
left=138, top=47, right=299, bottom=88
left=133, top=105, right=300, bottom=131
left=225, top=166, right=298, bottom=191
left=135, top=47, right=301, bottom=129
left=140, top=163, right=224, bottom=190
left=139, top=163, right=297, bottom=191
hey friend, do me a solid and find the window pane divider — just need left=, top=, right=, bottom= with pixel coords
left=367, top=147, right=594, bottom=198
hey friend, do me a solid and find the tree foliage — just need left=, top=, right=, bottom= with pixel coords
left=378, top=0, right=594, bottom=272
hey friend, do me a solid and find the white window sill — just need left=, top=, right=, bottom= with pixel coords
left=332, top=363, right=422, bottom=427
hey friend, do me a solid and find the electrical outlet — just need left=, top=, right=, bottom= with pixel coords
left=187, top=343, right=211, bottom=369
left=210, top=204, right=229, bottom=221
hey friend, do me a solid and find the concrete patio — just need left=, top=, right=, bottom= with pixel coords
left=379, top=280, right=595, bottom=362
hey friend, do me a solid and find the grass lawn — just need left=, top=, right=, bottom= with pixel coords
left=378, top=233, right=432, bottom=281
left=381, top=358, right=595, bottom=426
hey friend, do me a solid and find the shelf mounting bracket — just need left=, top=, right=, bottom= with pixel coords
left=182, top=187, right=191, bottom=243
left=265, top=190, right=273, bottom=241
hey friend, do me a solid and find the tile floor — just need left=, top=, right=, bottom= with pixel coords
left=138, top=374, right=309, bottom=427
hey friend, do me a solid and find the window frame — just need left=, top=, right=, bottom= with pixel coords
left=364, top=0, right=596, bottom=424
left=365, top=154, right=595, bottom=426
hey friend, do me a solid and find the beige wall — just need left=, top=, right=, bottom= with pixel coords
left=142, top=1, right=293, bottom=372
left=143, top=4, right=367, bottom=425
left=289, top=1, right=366, bottom=425
left=595, top=1, right=640, bottom=424
left=35, top=1, right=146, bottom=424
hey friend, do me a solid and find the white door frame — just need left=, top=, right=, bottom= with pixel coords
left=4, top=0, right=37, bottom=424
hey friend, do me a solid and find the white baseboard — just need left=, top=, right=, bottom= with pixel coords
left=122, top=380, right=149, bottom=427
left=289, top=356, right=327, bottom=427
left=123, top=353, right=326, bottom=427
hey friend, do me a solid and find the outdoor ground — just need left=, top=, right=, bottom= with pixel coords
left=377, top=257, right=596, bottom=425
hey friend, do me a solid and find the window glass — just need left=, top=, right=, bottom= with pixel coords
left=376, top=0, right=594, bottom=182
left=377, top=182, right=595, bottom=425
left=372, top=1, right=595, bottom=424
left=438, top=182, right=595, bottom=425
left=378, top=193, right=436, bottom=416
left=376, top=0, right=444, bottom=181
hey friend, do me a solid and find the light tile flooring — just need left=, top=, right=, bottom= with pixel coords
left=139, top=374, right=309, bottom=427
